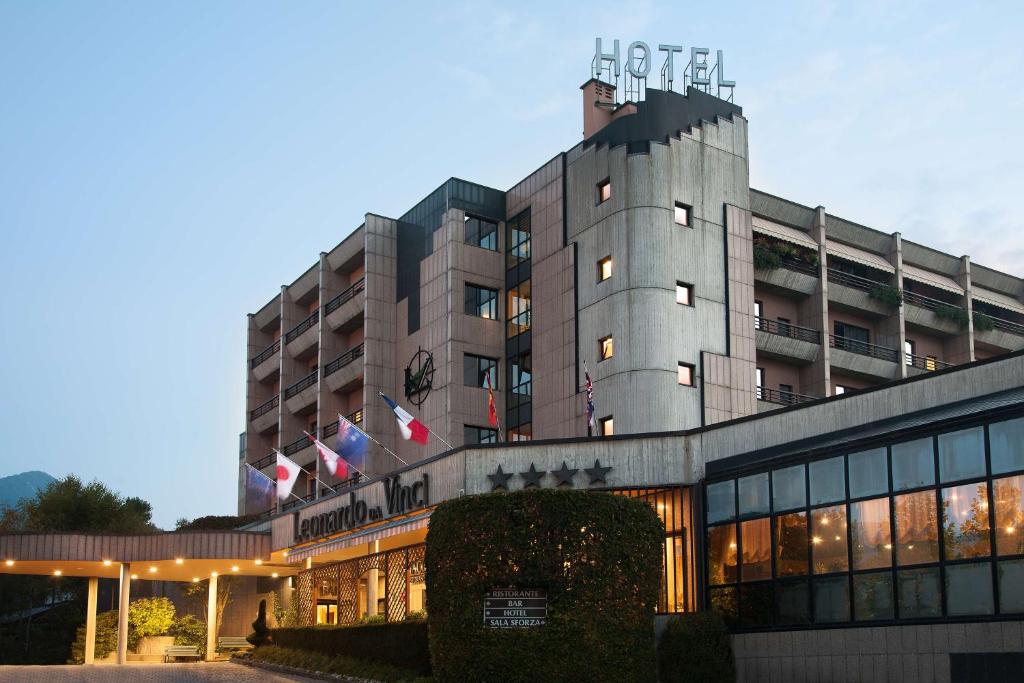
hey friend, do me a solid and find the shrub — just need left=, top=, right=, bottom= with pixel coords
left=973, top=311, right=995, bottom=332
left=869, top=284, right=903, bottom=307
left=753, top=244, right=780, bottom=270
left=168, top=614, right=207, bottom=657
left=272, top=620, right=430, bottom=675
left=426, top=488, right=664, bottom=683
left=69, top=610, right=119, bottom=664
left=658, top=612, right=735, bottom=683
left=249, top=644, right=431, bottom=683
left=127, top=597, right=175, bottom=650
left=935, top=303, right=970, bottom=328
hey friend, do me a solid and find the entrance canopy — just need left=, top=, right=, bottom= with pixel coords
left=0, top=530, right=295, bottom=581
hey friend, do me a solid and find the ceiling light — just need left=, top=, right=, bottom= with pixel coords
left=131, top=574, right=138, bottom=580
left=231, top=566, right=239, bottom=572
left=211, top=571, right=218, bottom=577
left=175, top=558, right=184, bottom=565
left=149, top=566, right=158, bottom=573
left=271, top=572, right=279, bottom=578
left=192, top=577, right=200, bottom=583
left=102, top=560, right=112, bottom=566
left=254, top=559, right=263, bottom=566
left=4, top=560, right=13, bottom=567
left=53, top=569, right=62, bottom=576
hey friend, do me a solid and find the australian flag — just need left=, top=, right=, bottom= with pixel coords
left=337, top=414, right=369, bottom=472
left=244, top=464, right=274, bottom=511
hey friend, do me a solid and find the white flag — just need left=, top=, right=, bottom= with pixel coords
left=275, top=452, right=302, bottom=501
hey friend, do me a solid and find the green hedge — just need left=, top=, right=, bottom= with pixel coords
left=657, top=612, right=735, bottom=683
left=425, top=488, right=664, bottom=683
left=271, top=620, right=430, bottom=675
left=249, top=645, right=431, bottom=683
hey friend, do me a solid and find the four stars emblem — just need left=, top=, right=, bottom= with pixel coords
left=487, top=460, right=612, bottom=491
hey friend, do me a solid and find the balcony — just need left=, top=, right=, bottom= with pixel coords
left=754, top=317, right=822, bottom=364
left=754, top=256, right=819, bottom=296
left=757, top=386, right=817, bottom=407
left=284, top=369, right=318, bottom=414
left=251, top=450, right=276, bottom=472
left=249, top=395, right=279, bottom=434
left=321, top=409, right=364, bottom=439
left=249, top=339, right=280, bottom=381
left=974, top=313, right=1024, bottom=352
left=325, top=278, right=366, bottom=332
left=905, top=353, right=953, bottom=377
left=324, top=343, right=365, bottom=394
left=285, top=311, right=320, bottom=359
left=826, top=269, right=893, bottom=317
left=902, top=291, right=966, bottom=336
left=281, top=492, right=316, bottom=512
left=829, top=335, right=901, bottom=380
left=282, top=434, right=316, bottom=467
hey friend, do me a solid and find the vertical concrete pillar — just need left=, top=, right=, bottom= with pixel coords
left=886, top=232, right=908, bottom=378
left=116, top=563, right=130, bottom=665
left=800, top=207, right=832, bottom=396
left=951, top=256, right=976, bottom=364
left=205, top=572, right=219, bottom=661
left=84, top=577, right=98, bottom=664
left=366, top=541, right=381, bottom=617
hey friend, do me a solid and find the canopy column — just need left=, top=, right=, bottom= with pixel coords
left=116, top=563, right=131, bottom=665
left=205, top=572, right=219, bottom=661
left=84, top=576, right=98, bottom=664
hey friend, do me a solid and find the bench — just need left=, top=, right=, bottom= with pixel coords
left=217, top=636, right=253, bottom=653
left=164, top=645, right=201, bottom=662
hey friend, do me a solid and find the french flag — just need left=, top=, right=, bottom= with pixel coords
left=380, top=393, right=429, bottom=445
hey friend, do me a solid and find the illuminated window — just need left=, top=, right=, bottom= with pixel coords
left=895, top=491, right=939, bottom=565
left=676, top=282, right=693, bottom=306
left=993, top=475, right=1024, bottom=556
left=674, top=202, right=691, bottom=226
left=506, top=281, right=531, bottom=337
left=811, top=505, right=848, bottom=574
left=599, top=416, right=614, bottom=436
left=740, top=518, right=771, bottom=581
left=677, top=362, right=695, bottom=386
left=508, top=424, right=532, bottom=441
left=596, top=178, right=611, bottom=204
left=775, top=512, right=808, bottom=576
left=599, top=336, right=613, bottom=361
left=506, top=209, right=531, bottom=268
left=465, top=284, right=498, bottom=319
left=850, top=497, right=892, bottom=570
left=707, top=523, right=738, bottom=585
left=597, top=256, right=612, bottom=282
left=942, top=482, right=990, bottom=560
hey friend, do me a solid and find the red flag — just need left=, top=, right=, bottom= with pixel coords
left=485, top=372, right=498, bottom=427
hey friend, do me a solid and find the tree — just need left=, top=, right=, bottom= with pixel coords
left=9, top=476, right=155, bottom=534
left=180, top=576, right=234, bottom=638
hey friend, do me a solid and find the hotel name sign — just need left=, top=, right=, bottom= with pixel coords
left=294, top=473, right=430, bottom=543
left=593, top=37, right=735, bottom=90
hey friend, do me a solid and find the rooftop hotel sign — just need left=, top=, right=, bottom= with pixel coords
left=592, top=38, right=735, bottom=100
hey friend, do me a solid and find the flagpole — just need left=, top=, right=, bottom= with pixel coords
left=340, top=414, right=408, bottom=468
left=283, top=445, right=336, bottom=492
left=245, top=463, right=306, bottom=504
left=485, top=373, right=504, bottom=442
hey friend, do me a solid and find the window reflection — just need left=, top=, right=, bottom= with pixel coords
left=848, top=448, right=887, bottom=498
left=811, top=505, right=848, bottom=574
left=850, top=498, right=892, bottom=570
left=891, top=437, right=935, bottom=491
left=773, top=465, right=805, bottom=511
left=775, top=512, right=808, bottom=577
left=993, top=474, right=1024, bottom=556
left=853, top=572, right=893, bottom=621
left=990, top=417, right=1024, bottom=475
left=938, top=427, right=985, bottom=482
left=708, top=524, right=738, bottom=585
left=738, top=473, right=769, bottom=516
left=898, top=567, right=941, bottom=618
left=810, top=456, right=844, bottom=505
left=942, top=483, right=990, bottom=560
left=740, top=518, right=771, bottom=581
left=894, top=491, right=939, bottom=565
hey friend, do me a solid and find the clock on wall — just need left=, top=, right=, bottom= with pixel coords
left=404, top=347, right=434, bottom=406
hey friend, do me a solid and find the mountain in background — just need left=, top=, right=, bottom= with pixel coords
left=0, top=471, right=55, bottom=509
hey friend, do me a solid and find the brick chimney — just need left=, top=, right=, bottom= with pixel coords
left=581, top=79, right=617, bottom=139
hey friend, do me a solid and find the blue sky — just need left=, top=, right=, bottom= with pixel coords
left=1, top=1, right=1021, bottom=528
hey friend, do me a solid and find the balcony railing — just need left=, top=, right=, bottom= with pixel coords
left=321, top=409, right=363, bottom=439
left=324, top=343, right=365, bottom=377
left=251, top=451, right=276, bottom=471
left=827, top=268, right=889, bottom=294
left=285, top=311, right=319, bottom=345
left=250, top=339, right=281, bottom=369
left=907, top=353, right=952, bottom=372
left=779, top=256, right=819, bottom=277
left=903, top=290, right=961, bottom=313
left=249, top=395, right=279, bottom=421
left=985, top=315, right=1024, bottom=337
left=757, top=387, right=817, bottom=406
left=281, top=492, right=315, bottom=512
left=282, top=434, right=314, bottom=457
left=324, top=278, right=366, bottom=316
left=284, top=370, right=318, bottom=400
left=829, top=335, right=900, bottom=363
left=754, top=317, right=821, bottom=344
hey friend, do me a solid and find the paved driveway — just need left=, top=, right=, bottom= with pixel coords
left=0, top=662, right=323, bottom=682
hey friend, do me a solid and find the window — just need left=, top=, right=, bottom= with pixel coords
left=596, top=178, right=611, bottom=204
left=895, top=491, right=939, bottom=565
left=775, top=580, right=810, bottom=624
left=891, top=437, right=935, bottom=490
left=465, top=284, right=498, bottom=319
left=990, top=417, right=1024, bottom=474
left=850, top=498, right=891, bottom=570
left=507, top=424, right=532, bottom=441
left=738, top=473, right=769, bottom=515
left=708, top=524, right=738, bottom=585
left=945, top=563, right=994, bottom=615
left=597, top=256, right=612, bottom=282
left=599, top=336, right=614, bottom=361
left=848, top=448, right=888, bottom=498
left=463, top=354, right=497, bottom=389
left=942, top=483, right=990, bottom=559
left=925, top=356, right=937, bottom=371
left=777, top=318, right=791, bottom=337
left=507, top=209, right=531, bottom=268
left=778, top=384, right=794, bottom=402
left=853, top=572, right=894, bottom=621
left=740, top=518, right=771, bottom=581
left=506, top=281, right=531, bottom=337
left=898, top=567, right=941, bottom=618
left=755, top=368, right=764, bottom=400
left=707, top=480, right=736, bottom=524
left=754, top=300, right=763, bottom=329
left=676, top=281, right=693, bottom=306
left=813, top=576, right=850, bottom=622
left=905, top=339, right=916, bottom=366
left=464, top=426, right=498, bottom=445
left=834, top=321, right=870, bottom=346
left=464, top=215, right=498, bottom=251
left=674, top=202, right=691, bottom=226
left=811, top=505, right=848, bottom=574
left=834, top=385, right=849, bottom=395
left=775, top=512, right=808, bottom=576
left=599, top=416, right=614, bottom=436
left=809, top=456, right=844, bottom=505
left=509, top=352, right=532, bottom=397
left=938, top=426, right=985, bottom=482
left=677, top=362, right=695, bottom=386
left=999, top=560, right=1024, bottom=613
left=993, top=475, right=1024, bottom=556
left=773, top=465, right=806, bottom=511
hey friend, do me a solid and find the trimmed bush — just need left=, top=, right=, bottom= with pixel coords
left=69, top=610, right=119, bottom=664
left=126, top=596, right=175, bottom=650
left=426, top=488, right=664, bottom=683
left=658, top=612, right=735, bottom=683
left=272, top=620, right=430, bottom=675
left=168, top=614, right=207, bottom=657
left=248, top=644, right=431, bottom=683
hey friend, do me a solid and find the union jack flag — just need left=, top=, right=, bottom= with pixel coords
left=585, top=363, right=597, bottom=431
